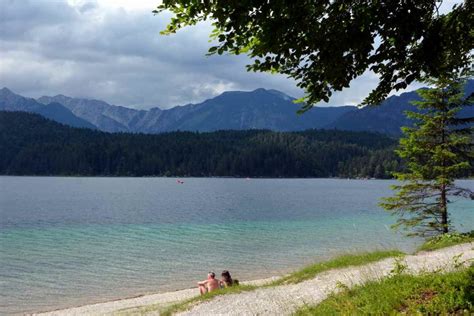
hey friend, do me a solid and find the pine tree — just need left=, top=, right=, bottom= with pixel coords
left=381, top=76, right=474, bottom=237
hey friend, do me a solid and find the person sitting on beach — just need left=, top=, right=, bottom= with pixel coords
left=220, top=270, right=237, bottom=288
left=197, top=272, right=220, bottom=295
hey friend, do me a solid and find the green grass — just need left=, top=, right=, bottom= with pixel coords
left=270, top=250, right=404, bottom=286
left=295, top=265, right=474, bottom=315
left=418, top=231, right=474, bottom=252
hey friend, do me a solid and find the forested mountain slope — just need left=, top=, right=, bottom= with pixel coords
left=0, top=111, right=402, bottom=178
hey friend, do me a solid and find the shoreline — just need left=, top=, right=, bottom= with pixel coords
left=34, top=243, right=474, bottom=315
left=3, top=174, right=473, bottom=181
left=0, top=174, right=396, bottom=180
left=34, top=276, right=279, bottom=315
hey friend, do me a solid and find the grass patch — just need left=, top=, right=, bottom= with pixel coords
left=418, top=231, right=474, bottom=252
left=295, top=265, right=474, bottom=315
left=271, top=250, right=404, bottom=286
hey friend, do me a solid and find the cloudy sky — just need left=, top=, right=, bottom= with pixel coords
left=0, top=0, right=461, bottom=109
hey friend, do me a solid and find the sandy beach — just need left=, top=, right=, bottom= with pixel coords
left=35, top=243, right=473, bottom=316
left=34, top=277, right=280, bottom=316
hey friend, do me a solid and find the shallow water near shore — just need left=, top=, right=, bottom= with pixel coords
left=1, top=177, right=473, bottom=314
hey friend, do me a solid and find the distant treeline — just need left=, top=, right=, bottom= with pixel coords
left=1, top=111, right=404, bottom=178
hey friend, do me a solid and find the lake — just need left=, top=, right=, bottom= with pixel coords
left=0, top=177, right=473, bottom=314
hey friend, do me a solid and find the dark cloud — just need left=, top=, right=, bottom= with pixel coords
left=0, top=0, right=303, bottom=108
left=0, top=0, right=457, bottom=109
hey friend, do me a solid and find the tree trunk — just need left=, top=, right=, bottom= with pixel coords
left=440, top=185, right=448, bottom=234
left=440, top=104, right=448, bottom=234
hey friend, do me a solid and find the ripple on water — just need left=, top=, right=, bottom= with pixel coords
left=1, top=177, right=473, bottom=314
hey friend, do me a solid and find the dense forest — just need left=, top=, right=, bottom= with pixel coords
left=1, top=111, right=405, bottom=178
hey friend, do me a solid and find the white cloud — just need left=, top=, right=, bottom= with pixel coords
left=0, top=0, right=304, bottom=108
left=0, top=0, right=463, bottom=109
left=94, top=0, right=160, bottom=11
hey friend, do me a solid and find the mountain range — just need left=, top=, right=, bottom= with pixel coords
left=1, top=80, right=473, bottom=136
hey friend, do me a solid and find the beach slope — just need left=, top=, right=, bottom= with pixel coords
left=37, top=243, right=473, bottom=316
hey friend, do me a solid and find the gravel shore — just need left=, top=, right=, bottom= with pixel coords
left=35, top=277, right=279, bottom=315
left=37, top=243, right=473, bottom=316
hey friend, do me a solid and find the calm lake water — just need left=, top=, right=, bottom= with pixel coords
left=0, top=177, right=473, bottom=314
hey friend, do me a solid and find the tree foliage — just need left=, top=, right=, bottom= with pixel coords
left=381, top=76, right=474, bottom=237
left=155, top=0, right=473, bottom=108
left=0, top=111, right=405, bottom=178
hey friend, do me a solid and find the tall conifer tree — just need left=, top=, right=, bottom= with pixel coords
left=381, top=76, right=473, bottom=237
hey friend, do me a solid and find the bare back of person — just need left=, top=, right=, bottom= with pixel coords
left=198, top=272, right=220, bottom=295
left=206, top=277, right=219, bottom=292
